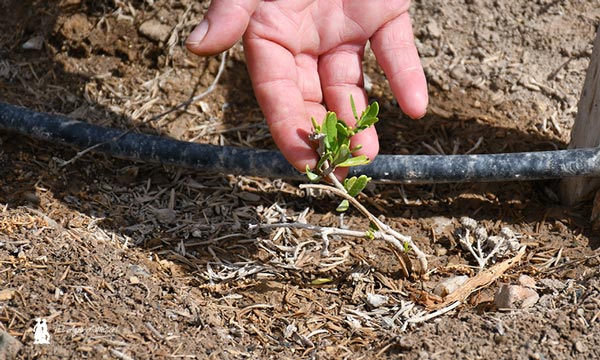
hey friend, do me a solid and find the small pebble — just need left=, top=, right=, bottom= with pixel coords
left=518, top=274, right=537, bottom=288
left=198, top=101, right=210, bottom=113
left=0, top=330, right=22, bottom=359
left=22, top=35, right=44, bottom=50
left=574, top=340, right=587, bottom=353
left=494, top=284, right=539, bottom=309
left=426, top=20, right=442, bottom=38
left=139, top=20, right=171, bottom=42
left=431, top=216, right=453, bottom=236
left=434, top=245, right=448, bottom=257
left=153, top=208, right=177, bottom=224
left=366, top=293, right=388, bottom=308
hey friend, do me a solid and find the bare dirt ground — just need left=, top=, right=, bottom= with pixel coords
left=1, top=0, right=600, bottom=359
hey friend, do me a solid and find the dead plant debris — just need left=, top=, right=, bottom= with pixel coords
left=1, top=0, right=600, bottom=358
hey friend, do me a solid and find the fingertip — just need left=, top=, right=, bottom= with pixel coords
left=281, top=141, right=319, bottom=174
left=185, top=20, right=210, bottom=53
left=185, top=0, right=259, bottom=56
left=370, top=12, right=429, bottom=120
left=397, top=82, right=429, bottom=119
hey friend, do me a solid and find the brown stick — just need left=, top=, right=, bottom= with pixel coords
left=428, top=246, right=526, bottom=310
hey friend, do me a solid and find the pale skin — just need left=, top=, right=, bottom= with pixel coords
left=186, top=0, right=428, bottom=176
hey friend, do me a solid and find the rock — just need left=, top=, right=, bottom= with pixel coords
left=518, top=274, right=536, bottom=288
left=22, top=35, right=44, bottom=50
left=494, top=284, right=539, bottom=309
left=433, top=275, right=469, bottom=297
left=434, top=245, right=448, bottom=256
left=198, top=101, right=210, bottom=113
left=139, top=20, right=171, bottom=43
left=0, top=289, right=16, bottom=301
left=426, top=20, right=442, bottom=38
left=430, top=216, right=453, bottom=236
left=366, top=293, right=388, bottom=308
left=574, top=340, right=587, bottom=353
left=538, top=278, right=566, bottom=291
left=152, top=208, right=177, bottom=224
left=0, top=329, right=22, bottom=359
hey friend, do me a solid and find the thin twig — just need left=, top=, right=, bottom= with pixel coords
left=406, top=300, right=461, bottom=324
left=429, top=246, right=527, bottom=310
left=110, top=349, right=135, bottom=360
left=459, top=227, right=506, bottom=271
left=251, top=222, right=366, bottom=256
left=464, top=136, right=484, bottom=155
left=300, top=183, right=428, bottom=272
left=252, top=223, right=366, bottom=239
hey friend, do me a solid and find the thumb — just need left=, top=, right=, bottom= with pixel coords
left=186, top=0, right=260, bottom=56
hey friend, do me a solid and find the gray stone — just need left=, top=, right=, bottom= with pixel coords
left=0, top=329, right=22, bottom=360
left=139, top=20, right=171, bottom=43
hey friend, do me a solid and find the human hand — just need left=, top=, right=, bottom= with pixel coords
left=186, top=0, right=428, bottom=175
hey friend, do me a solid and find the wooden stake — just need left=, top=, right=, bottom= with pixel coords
left=560, top=25, right=600, bottom=205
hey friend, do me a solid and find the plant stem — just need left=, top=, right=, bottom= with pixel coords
left=300, top=183, right=428, bottom=272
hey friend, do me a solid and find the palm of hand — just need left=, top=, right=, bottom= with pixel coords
left=189, top=0, right=427, bottom=172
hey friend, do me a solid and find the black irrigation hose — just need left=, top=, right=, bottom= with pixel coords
left=1, top=101, right=600, bottom=183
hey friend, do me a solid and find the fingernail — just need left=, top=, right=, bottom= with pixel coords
left=186, top=20, right=209, bottom=44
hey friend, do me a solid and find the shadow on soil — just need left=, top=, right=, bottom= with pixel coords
left=1, top=0, right=597, bottom=272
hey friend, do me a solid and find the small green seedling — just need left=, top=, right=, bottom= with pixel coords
left=259, top=95, right=428, bottom=272
left=305, top=96, right=379, bottom=212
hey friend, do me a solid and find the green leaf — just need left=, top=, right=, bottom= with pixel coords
left=350, top=144, right=363, bottom=153
left=336, top=121, right=349, bottom=138
left=345, top=174, right=371, bottom=197
left=350, top=94, right=359, bottom=121
left=369, top=222, right=378, bottom=231
left=356, top=102, right=379, bottom=131
left=324, top=112, right=338, bottom=151
left=339, top=134, right=351, bottom=149
left=365, top=229, right=375, bottom=240
left=343, top=177, right=357, bottom=192
left=336, top=155, right=371, bottom=168
left=311, top=278, right=333, bottom=285
left=336, top=199, right=349, bottom=212
left=363, top=101, right=379, bottom=121
left=332, top=143, right=351, bottom=167
left=357, top=116, right=379, bottom=131
left=311, top=116, right=320, bottom=132
left=305, top=165, right=321, bottom=182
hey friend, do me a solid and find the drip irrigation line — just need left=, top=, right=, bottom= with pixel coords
left=1, top=101, right=599, bottom=184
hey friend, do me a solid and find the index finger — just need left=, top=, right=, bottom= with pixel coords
left=370, top=12, right=428, bottom=119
